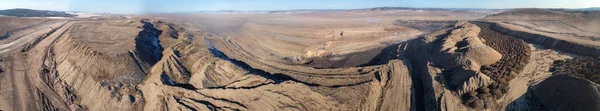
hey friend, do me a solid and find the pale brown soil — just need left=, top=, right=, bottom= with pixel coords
left=0, top=8, right=599, bottom=111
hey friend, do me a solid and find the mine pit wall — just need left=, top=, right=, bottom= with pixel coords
left=488, top=22, right=600, bottom=57
left=134, top=20, right=164, bottom=69
left=43, top=20, right=168, bottom=110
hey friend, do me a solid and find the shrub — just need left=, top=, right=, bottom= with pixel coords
left=478, top=87, right=490, bottom=94
left=550, top=57, right=600, bottom=84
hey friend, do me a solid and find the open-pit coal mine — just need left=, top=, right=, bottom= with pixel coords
left=0, top=8, right=599, bottom=111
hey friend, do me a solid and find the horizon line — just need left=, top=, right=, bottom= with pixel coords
left=2, top=6, right=599, bottom=14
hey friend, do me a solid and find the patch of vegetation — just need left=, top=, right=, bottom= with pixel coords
left=461, top=22, right=531, bottom=108
left=550, top=57, right=600, bottom=84
left=461, top=87, right=495, bottom=109
left=0, top=8, right=74, bottom=17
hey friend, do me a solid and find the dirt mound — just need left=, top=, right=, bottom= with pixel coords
left=431, top=22, right=502, bottom=69
left=532, top=74, right=600, bottom=110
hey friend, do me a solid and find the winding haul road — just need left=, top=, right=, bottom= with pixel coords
left=0, top=20, right=69, bottom=111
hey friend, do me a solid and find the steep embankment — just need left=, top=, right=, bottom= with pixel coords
left=40, top=19, right=163, bottom=110
left=490, top=22, right=600, bottom=57
left=138, top=39, right=345, bottom=111
left=210, top=36, right=383, bottom=86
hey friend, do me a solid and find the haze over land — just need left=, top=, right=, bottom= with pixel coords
left=0, top=0, right=599, bottom=111
left=0, top=0, right=599, bottom=13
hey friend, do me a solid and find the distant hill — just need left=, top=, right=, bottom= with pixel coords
left=570, top=7, right=600, bottom=11
left=484, top=8, right=600, bottom=33
left=485, top=8, right=600, bottom=19
left=0, top=8, right=74, bottom=17
left=184, top=7, right=503, bottom=14
left=360, top=7, right=478, bottom=11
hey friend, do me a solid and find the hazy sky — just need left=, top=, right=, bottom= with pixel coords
left=0, top=0, right=598, bottom=14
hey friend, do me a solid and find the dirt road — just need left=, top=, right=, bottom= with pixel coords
left=0, top=21, right=72, bottom=111
left=499, top=44, right=574, bottom=110
left=0, top=21, right=67, bottom=54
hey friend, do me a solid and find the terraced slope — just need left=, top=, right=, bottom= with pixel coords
left=1, top=8, right=599, bottom=111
